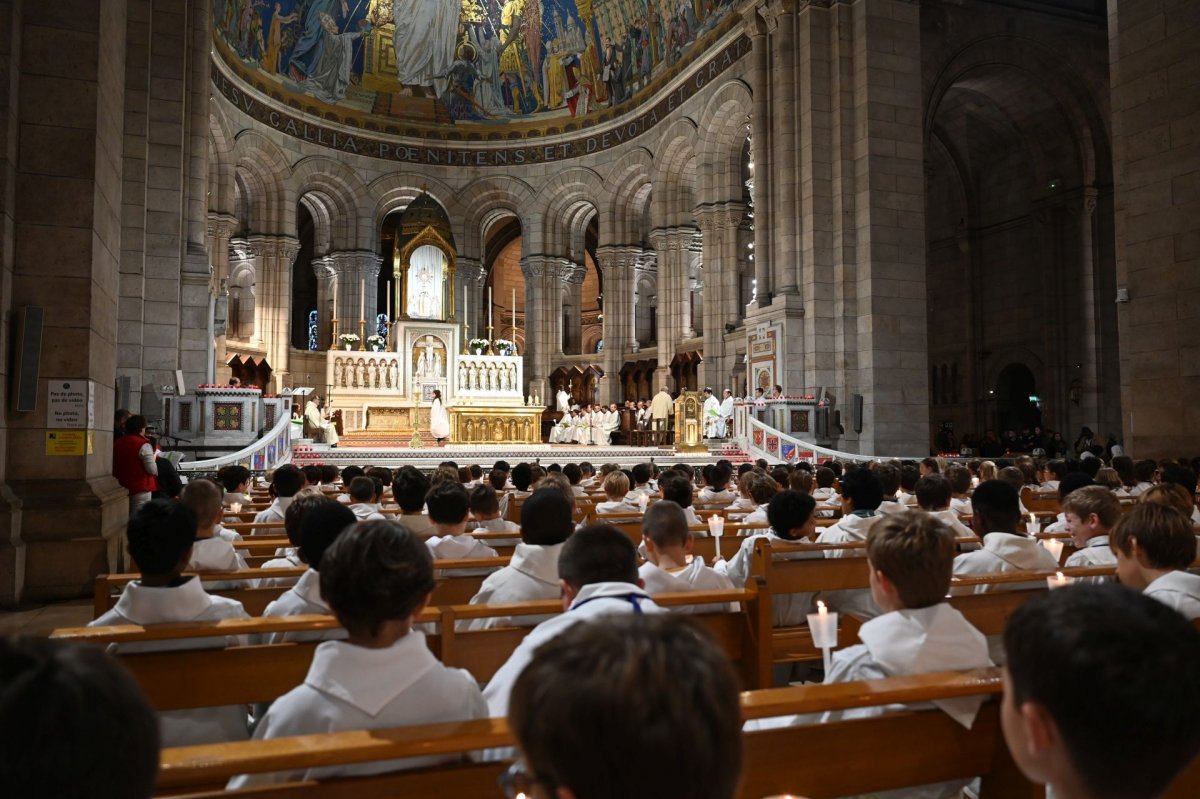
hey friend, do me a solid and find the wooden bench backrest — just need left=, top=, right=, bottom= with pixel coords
left=149, top=669, right=1042, bottom=798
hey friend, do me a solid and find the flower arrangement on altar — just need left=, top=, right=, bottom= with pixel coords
left=492, top=338, right=516, bottom=356
left=467, top=338, right=491, bottom=355
left=365, top=335, right=386, bottom=352
left=337, top=333, right=360, bottom=350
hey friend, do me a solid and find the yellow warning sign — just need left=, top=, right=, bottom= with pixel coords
left=46, top=430, right=92, bottom=456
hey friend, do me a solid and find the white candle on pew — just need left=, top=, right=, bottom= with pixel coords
left=230, top=502, right=242, bottom=515
left=708, top=514, right=725, bottom=538
left=1027, top=513, right=1041, bottom=534
left=1047, top=571, right=1074, bottom=590
left=807, top=600, right=838, bottom=674
left=1042, top=538, right=1064, bottom=563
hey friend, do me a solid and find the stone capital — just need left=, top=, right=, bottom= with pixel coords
left=328, top=250, right=384, bottom=279
left=596, top=244, right=643, bottom=273
left=742, top=3, right=772, bottom=36
left=206, top=212, right=239, bottom=241
left=561, top=261, right=587, bottom=284
left=457, top=257, right=486, bottom=285
left=311, top=257, right=337, bottom=281
left=247, top=234, right=301, bottom=263
left=229, top=236, right=260, bottom=261
left=520, top=254, right=556, bottom=279
left=694, top=201, right=747, bottom=232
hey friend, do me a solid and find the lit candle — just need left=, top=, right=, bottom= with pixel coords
left=638, top=493, right=649, bottom=512
left=1042, top=538, right=1064, bottom=563
left=230, top=502, right=242, bottom=515
left=1047, top=571, right=1074, bottom=590
left=1027, top=513, right=1041, bottom=534
left=708, top=514, right=725, bottom=538
left=807, top=600, right=838, bottom=649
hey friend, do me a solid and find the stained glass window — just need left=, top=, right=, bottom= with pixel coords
left=376, top=313, right=388, bottom=338
left=307, top=310, right=318, bottom=351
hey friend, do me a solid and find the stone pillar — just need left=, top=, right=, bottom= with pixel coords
left=597, top=245, right=638, bottom=404
left=1109, top=0, right=1199, bottom=457
left=205, top=213, right=237, bottom=381
left=696, top=202, right=745, bottom=390
left=650, top=227, right=697, bottom=388
left=249, top=235, right=301, bottom=390
left=520, top=255, right=559, bottom=400
left=5, top=0, right=130, bottom=602
left=457, top=257, right=484, bottom=342
left=561, top=261, right=586, bottom=354
left=744, top=6, right=773, bottom=306
left=311, top=257, right=336, bottom=351
left=326, top=250, right=383, bottom=348
left=769, top=0, right=800, bottom=298
left=0, top=0, right=21, bottom=605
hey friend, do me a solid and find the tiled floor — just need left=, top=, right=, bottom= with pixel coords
left=0, top=599, right=92, bottom=636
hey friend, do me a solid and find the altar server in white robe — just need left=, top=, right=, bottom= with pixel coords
left=574, top=408, right=592, bottom=446
left=555, top=386, right=571, bottom=413
left=717, top=389, right=735, bottom=437
left=638, top=501, right=735, bottom=613
left=228, top=522, right=487, bottom=789
left=91, top=500, right=251, bottom=747
left=815, top=468, right=886, bottom=621
left=702, top=387, right=721, bottom=438
left=303, top=395, right=338, bottom=447
left=589, top=404, right=607, bottom=446
left=484, top=524, right=665, bottom=716
left=953, top=480, right=1060, bottom=594
left=650, top=386, right=673, bottom=433
left=464, top=489, right=573, bottom=630
left=602, top=404, right=621, bottom=444
left=549, top=413, right=570, bottom=443
left=429, top=389, right=450, bottom=444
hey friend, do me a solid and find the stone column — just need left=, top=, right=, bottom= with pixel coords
left=0, top=0, right=20, bottom=605
left=249, top=235, right=301, bottom=390
left=311, top=257, right=336, bottom=350
left=597, top=245, right=638, bottom=404
left=205, top=213, right=237, bottom=381
left=5, top=0, right=130, bottom=603
left=457, top=257, right=484, bottom=341
left=744, top=5, right=773, bottom=306
left=326, top=250, right=383, bottom=345
left=696, top=202, right=746, bottom=390
left=520, top=255, right=559, bottom=400
left=561, top=261, right=586, bottom=355
left=634, top=254, right=657, bottom=350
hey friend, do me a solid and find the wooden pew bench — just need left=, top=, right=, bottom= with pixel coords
left=143, top=669, right=1059, bottom=798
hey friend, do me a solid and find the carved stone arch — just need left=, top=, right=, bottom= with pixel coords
left=208, top=107, right=237, bottom=216
left=923, top=36, right=1110, bottom=187
left=603, top=147, right=654, bottom=245
left=367, top=172, right=462, bottom=246
left=652, top=117, right=699, bottom=229
left=457, top=175, right=537, bottom=260
left=695, top=79, right=752, bottom=204
left=290, top=157, right=372, bottom=251
left=232, top=130, right=293, bottom=234
left=538, top=166, right=606, bottom=256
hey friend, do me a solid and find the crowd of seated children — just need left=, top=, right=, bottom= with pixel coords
left=944, top=465, right=973, bottom=518
left=717, top=489, right=821, bottom=628
left=181, top=479, right=248, bottom=581
left=595, top=470, right=634, bottom=513
left=562, top=463, right=586, bottom=496
left=90, top=500, right=251, bottom=746
left=259, top=499, right=357, bottom=644
left=469, top=484, right=520, bottom=534
left=954, top=480, right=1060, bottom=593
left=258, top=490, right=329, bottom=587
left=658, top=473, right=702, bottom=525
left=1060, top=486, right=1121, bottom=571
left=1002, top=584, right=1200, bottom=799
left=424, top=481, right=499, bottom=563
left=874, top=463, right=903, bottom=515
left=253, top=464, right=304, bottom=523
left=624, top=463, right=655, bottom=503
left=914, top=474, right=977, bottom=544
left=697, top=463, right=737, bottom=504
left=0, top=636, right=161, bottom=799
left=392, top=466, right=434, bottom=537
left=217, top=464, right=252, bottom=508
left=346, top=476, right=385, bottom=521
left=638, top=501, right=734, bottom=612
left=483, top=524, right=664, bottom=716
left=464, top=489, right=575, bottom=630
left=506, top=615, right=742, bottom=799
left=229, top=519, right=488, bottom=788
left=1110, top=503, right=1200, bottom=620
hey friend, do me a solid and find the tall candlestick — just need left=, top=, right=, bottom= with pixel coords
left=332, top=280, right=338, bottom=315
left=359, top=279, right=365, bottom=322
left=386, top=280, right=391, bottom=320
left=512, top=287, right=516, bottom=335
left=488, top=286, right=493, bottom=331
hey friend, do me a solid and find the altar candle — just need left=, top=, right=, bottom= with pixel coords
left=331, top=281, right=337, bottom=318
left=1041, top=538, right=1064, bottom=563
left=1047, top=571, right=1074, bottom=590
left=386, top=281, right=391, bottom=320
left=360, top=279, right=365, bottom=321
left=488, top=287, right=493, bottom=330
left=512, top=287, right=516, bottom=331
left=1026, top=513, right=1041, bottom=534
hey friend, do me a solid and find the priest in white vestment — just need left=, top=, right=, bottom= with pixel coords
left=717, top=389, right=735, bottom=438
left=702, top=388, right=721, bottom=438
left=556, top=387, right=571, bottom=413
left=304, top=396, right=339, bottom=447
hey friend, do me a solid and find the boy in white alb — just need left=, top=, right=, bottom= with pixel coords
left=483, top=524, right=665, bottom=717
left=464, top=488, right=575, bottom=630
left=392, top=466, right=435, bottom=538
left=346, top=476, right=386, bottom=521
left=469, top=484, right=520, bottom=533
left=1110, top=503, right=1200, bottom=620
left=914, top=474, right=977, bottom=545
left=217, top=464, right=253, bottom=509
left=259, top=500, right=357, bottom=644
left=423, top=481, right=499, bottom=563
left=90, top=500, right=250, bottom=747
left=944, top=465, right=974, bottom=518
left=181, top=479, right=249, bottom=589
left=638, top=501, right=734, bottom=613
left=814, top=467, right=885, bottom=621
left=253, top=464, right=304, bottom=524
left=735, top=472, right=776, bottom=525
left=1042, top=472, right=1096, bottom=532
left=763, top=511, right=992, bottom=799
left=953, top=480, right=1060, bottom=593
left=1061, top=486, right=1120, bottom=571
left=594, top=470, right=635, bottom=514
left=697, top=463, right=737, bottom=504
left=227, top=521, right=488, bottom=789
left=1001, top=585, right=1200, bottom=799
left=258, top=490, right=329, bottom=588
left=659, top=473, right=702, bottom=526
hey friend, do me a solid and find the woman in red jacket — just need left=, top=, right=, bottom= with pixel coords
left=112, top=414, right=158, bottom=514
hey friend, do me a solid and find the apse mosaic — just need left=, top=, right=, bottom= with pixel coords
left=212, top=0, right=742, bottom=131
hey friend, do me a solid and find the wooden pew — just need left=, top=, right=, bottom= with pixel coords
left=53, top=588, right=769, bottom=715
left=92, top=559, right=511, bottom=619
left=145, top=669, right=1060, bottom=798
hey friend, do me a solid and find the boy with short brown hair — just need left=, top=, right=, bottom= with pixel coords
left=1061, top=485, right=1121, bottom=569
left=1110, top=503, right=1200, bottom=619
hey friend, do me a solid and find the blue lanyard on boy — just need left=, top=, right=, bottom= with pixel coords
left=571, top=593, right=645, bottom=614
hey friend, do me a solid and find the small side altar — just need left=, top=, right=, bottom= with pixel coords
left=326, top=323, right=538, bottom=443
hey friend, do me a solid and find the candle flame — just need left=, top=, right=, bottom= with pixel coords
left=817, top=601, right=827, bottom=613
left=1056, top=571, right=1064, bottom=581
